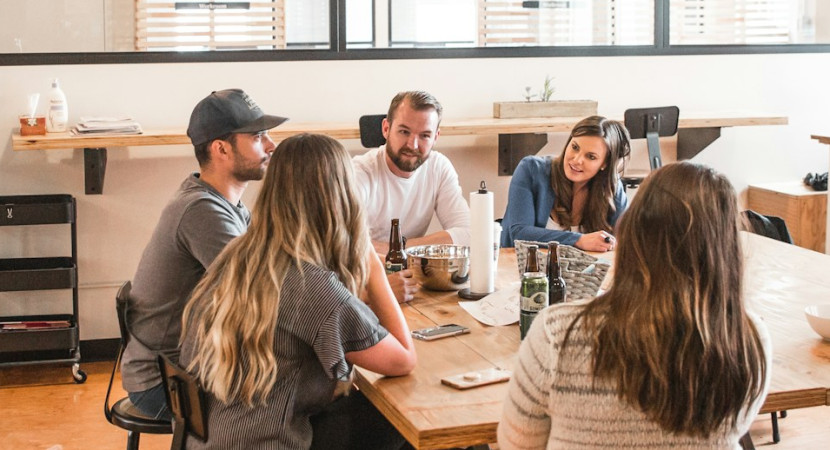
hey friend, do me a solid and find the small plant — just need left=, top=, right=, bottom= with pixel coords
left=539, top=75, right=555, bottom=102
left=523, top=86, right=536, bottom=102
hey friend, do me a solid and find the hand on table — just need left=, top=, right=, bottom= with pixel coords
left=575, top=231, right=616, bottom=252
left=388, top=269, right=420, bottom=303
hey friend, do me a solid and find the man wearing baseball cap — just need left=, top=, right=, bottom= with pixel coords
left=121, top=89, right=287, bottom=419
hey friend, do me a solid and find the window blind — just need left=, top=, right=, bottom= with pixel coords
left=670, top=0, right=796, bottom=44
left=135, top=1, right=285, bottom=51
left=477, top=0, right=653, bottom=47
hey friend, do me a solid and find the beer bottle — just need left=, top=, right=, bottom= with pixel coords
left=520, top=272, right=548, bottom=340
left=385, top=218, right=407, bottom=274
left=547, top=242, right=567, bottom=305
left=524, top=244, right=540, bottom=273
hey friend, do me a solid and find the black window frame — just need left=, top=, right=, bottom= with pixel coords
left=2, top=0, right=829, bottom=66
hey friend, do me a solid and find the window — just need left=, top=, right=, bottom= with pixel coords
left=285, top=0, right=330, bottom=48
left=389, top=0, right=477, bottom=47
left=670, top=0, right=828, bottom=45
left=477, top=0, right=654, bottom=47
left=2, top=0, right=830, bottom=66
left=135, top=1, right=287, bottom=51
left=386, top=0, right=653, bottom=48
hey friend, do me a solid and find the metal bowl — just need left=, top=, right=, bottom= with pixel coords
left=406, top=244, right=470, bottom=291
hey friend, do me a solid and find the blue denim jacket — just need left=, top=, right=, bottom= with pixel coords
left=500, top=156, right=628, bottom=247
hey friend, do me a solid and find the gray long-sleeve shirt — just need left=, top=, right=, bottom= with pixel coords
left=121, top=173, right=250, bottom=392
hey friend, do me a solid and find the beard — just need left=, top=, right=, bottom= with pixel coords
left=386, top=143, right=428, bottom=173
left=231, top=147, right=268, bottom=182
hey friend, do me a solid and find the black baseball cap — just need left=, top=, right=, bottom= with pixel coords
left=187, top=89, right=288, bottom=146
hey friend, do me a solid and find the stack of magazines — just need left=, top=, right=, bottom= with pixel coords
left=71, top=116, right=143, bottom=135
left=0, top=320, right=71, bottom=331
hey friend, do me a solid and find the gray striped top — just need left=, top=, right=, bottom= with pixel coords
left=180, top=263, right=388, bottom=449
left=498, top=301, right=772, bottom=449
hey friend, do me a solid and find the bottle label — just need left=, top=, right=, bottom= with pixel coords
left=385, top=261, right=403, bottom=275
left=47, top=103, right=68, bottom=132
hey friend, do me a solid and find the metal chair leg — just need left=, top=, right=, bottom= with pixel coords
left=771, top=412, right=780, bottom=443
left=127, top=430, right=141, bottom=450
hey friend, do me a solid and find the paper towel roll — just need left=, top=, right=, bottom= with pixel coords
left=470, top=183, right=494, bottom=294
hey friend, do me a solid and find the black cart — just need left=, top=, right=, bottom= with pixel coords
left=0, top=194, right=86, bottom=383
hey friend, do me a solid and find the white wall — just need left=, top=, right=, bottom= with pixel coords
left=1, top=53, right=829, bottom=340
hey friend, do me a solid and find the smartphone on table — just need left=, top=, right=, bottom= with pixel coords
left=411, top=324, right=470, bottom=341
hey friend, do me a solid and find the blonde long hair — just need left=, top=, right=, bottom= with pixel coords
left=565, top=162, right=767, bottom=437
left=181, top=133, right=372, bottom=406
left=550, top=115, right=630, bottom=232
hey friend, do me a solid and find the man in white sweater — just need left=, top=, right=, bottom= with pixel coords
left=353, top=91, right=470, bottom=302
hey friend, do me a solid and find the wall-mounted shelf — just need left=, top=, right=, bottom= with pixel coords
left=11, top=114, right=788, bottom=194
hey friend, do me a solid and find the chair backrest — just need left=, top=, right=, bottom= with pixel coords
left=115, top=281, right=132, bottom=346
left=359, top=114, right=387, bottom=148
left=742, top=210, right=794, bottom=244
left=623, top=106, right=679, bottom=171
left=158, top=354, right=208, bottom=449
left=105, top=281, right=132, bottom=423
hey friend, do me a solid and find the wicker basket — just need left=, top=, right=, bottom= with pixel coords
left=514, top=240, right=610, bottom=302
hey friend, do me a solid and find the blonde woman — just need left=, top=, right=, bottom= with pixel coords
left=499, top=162, right=771, bottom=449
left=180, top=133, right=417, bottom=449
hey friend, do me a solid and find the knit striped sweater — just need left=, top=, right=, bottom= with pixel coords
left=498, top=301, right=772, bottom=449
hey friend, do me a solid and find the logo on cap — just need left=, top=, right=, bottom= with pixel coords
left=240, top=91, right=261, bottom=112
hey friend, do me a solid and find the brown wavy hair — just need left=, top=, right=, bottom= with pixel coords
left=550, top=115, right=630, bottom=232
left=565, top=161, right=767, bottom=437
left=182, top=133, right=372, bottom=406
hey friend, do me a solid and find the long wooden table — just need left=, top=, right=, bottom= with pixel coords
left=11, top=114, right=786, bottom=194
left=354, top=232, right=830, bottom=449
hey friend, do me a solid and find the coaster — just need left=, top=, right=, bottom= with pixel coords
left=458, top=288, right=491, bottom=300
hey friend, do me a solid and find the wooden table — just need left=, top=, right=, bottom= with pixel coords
left=354, top=232, right=830, bottom=449
left=11, top=114, right=786, bottom=195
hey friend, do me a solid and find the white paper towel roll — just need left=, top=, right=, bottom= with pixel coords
left=470, top=183, right=494, bottom=294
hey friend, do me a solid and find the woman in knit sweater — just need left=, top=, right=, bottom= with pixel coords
left=498, top=161, right=771, bottom=449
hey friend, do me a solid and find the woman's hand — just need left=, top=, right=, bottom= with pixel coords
left=387, top=269, right=420, bottom=303
left=575, top=231, right=616, bottom=252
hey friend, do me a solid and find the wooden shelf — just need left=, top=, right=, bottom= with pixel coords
left=11, top=114, right=788, bottom=194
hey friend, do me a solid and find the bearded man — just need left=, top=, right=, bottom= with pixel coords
left=353, top=90, right=470, bottom=303
left=121, top=89, right=287, bottom=419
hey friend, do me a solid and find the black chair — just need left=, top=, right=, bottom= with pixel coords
left=359, top=114, right=387, bottom=148
left=621, top=106, right=680, bottom=191
left=158, top=354, right=208, bottom=450
left=741, top=209, right=792, bottom=443
left=742, top=210, right=794, bottom=245
left=104, top=281, right=173, bottom=449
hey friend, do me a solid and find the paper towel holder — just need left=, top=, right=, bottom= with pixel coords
left=459, top=180, right=494, bottom=300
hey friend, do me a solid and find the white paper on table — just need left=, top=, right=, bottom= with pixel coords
left=459, top=281, right=521, bottom=326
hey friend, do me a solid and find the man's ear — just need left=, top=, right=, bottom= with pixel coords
left=209, top=138, right=232, bottom=162
left=381, top=117, right=390, bottom=140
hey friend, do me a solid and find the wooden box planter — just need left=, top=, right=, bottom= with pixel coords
left=493, top=100, right=598, bottom=119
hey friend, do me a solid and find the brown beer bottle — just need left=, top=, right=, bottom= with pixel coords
left=385, top=218, right=407, bottom=274
left=547, top=242, right=567, bottom=305
left=524, top=244, right=540, bottom=273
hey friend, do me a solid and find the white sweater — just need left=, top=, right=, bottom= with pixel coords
left=498, top=301, right=772, bottom=450
left=352, top=147, right=470, bottom=245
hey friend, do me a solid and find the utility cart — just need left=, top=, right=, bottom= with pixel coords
left=0, top=194, right=85, bottom=383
